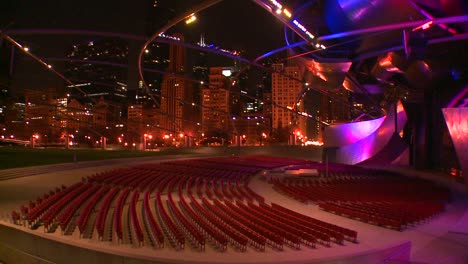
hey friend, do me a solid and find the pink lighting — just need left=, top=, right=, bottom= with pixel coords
left=324, top=102, right=407, bottom=164
left=442, top=107, right=468, bottom=184
left=324, top=117, right=384, bottom=147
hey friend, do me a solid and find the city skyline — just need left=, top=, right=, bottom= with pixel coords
left=2, top=0, right=465, bottom=151
left=2, top=0, right=287, bottom=92
left=2, top=1, right=337, bottom=147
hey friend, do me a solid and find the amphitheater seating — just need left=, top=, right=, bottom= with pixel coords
left=271, top=165, right=449, bottom=231
left=17, top=155, right=455, bottom=253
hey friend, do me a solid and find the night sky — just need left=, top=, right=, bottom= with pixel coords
left=2, top=0, right=287, bottom=93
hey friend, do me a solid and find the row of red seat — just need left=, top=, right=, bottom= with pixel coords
left=243, top=202, right=322, bottom=246
left=218, top=182, right=230, bottom=200
left=139, top=162, right=253, bottom=180
left=199, top=197, right=265, bottom=250
left=233, top=180, right=253, bottom=202
left=271, top=203, right=358, bottom=242
left=142, top=191, right=164, bottom=247
left=178, top=194, right=230, bottom=251
left=319, top=201, right=445, bottom=231
left=212, top=198, right=283, bottom=250
left=243, top=182, right=265, bottom=203
left=58, top=184, right=101, bottom=232
left=203, top=179, right=213, bottom=199
left=167, top=158, right=262, bottom=174
left=11, top=210, right=20, bottom=223
left=129, top=190, right=144, bottom=245
left=114, top=189, right=130, bottom=242
left=227, top=200, right=302, bottom=249
left=147, top=174, right=166, bottom=194
left=190, top=196, right=248, bottom=251
left=257, top=202, right=337, bottom=245
left=240, top=155, right=310, bottom=166
left=92, top=168, right=135, bottom=185
left=167, top=193, right=205, bottom=250
left=137, top=173, right=159, bottom=191
left=95, top=187, right=120, bottom=239
left=41, top=183, right=90, bottom=230
left=77, top=185, right=110, bottom=235
left=319, top=203, right=403, bottom=230
left=227, top=182, right=243, bottom=201
left=272, top=181, right=308, bottom=203
left=25, top=183, right=80, bottom=225
left=155, top=192, right=185, bottom=249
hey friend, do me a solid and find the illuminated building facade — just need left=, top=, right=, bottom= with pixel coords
left=160, top=33, right=193, bottom=134
left=67, top=99, right=90, bottom=131
left=271, top=63, right=306, bottom=139
left=201, top=67, right=236, bottom=134
left=22, top=88, right=70, bottom=141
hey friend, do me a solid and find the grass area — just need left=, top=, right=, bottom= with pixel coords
left=0, top=147, right=193, bottom=170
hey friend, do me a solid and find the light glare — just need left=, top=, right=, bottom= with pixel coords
left=185, top=14, right=197, bottom=24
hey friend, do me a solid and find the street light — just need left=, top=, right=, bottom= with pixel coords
left=143, top=134, right=153, bottom=150
left=31, top=134, right=39, bottom=148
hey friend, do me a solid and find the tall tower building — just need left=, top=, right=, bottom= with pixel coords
left=160, top=33, right=193, bottom=134
left=65, top=38, right=129, bottom=104
left=271, top=63, right=305, bottom=138
left=64, top=38, right=128, bottom=135
left=201, top=67, right=234, bottom=134
left=191, top=35, right=210, bottom=134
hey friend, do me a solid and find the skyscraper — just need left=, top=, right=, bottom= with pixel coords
left=201, top=67, right=234, bottom=134
left=159, top=33, right=193, bottom=134
left=65, top=38, right=129, bottom=104
left=271, top=63, right=306, bottom=142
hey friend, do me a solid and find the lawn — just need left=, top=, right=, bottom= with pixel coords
left=0, top=147, right=193, bottom=170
